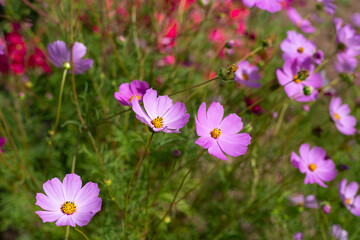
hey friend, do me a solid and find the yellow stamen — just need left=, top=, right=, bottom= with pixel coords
left=129, top=95, right=141, bottom=102
left=345, top=198, right=351, bottom=205
left=230, top=64, right=238, bottom=73
left=334, top=113, right=340, bottom=120
left=61, top=201, right=76, bottom=215
left=242, top=73, right=249, bottom=81
left=298, top=201, right=304, bottom=207
left=151, top=116, right=164, bottom=128
left=297, top=47, right=304, bottom=53
left=210, top=128, right=221, bottom=139
left=308, top=164, right=317, bottom=172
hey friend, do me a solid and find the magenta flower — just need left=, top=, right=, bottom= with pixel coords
left=35, top=173, right=102, bottom=227
left=287, top=8, right=315, bottom=34
left=291, top=143, right=337, bottom=188
left=276, top=59, right=323, bottom=102
left=312, top=50, right=324, bottom=65
left=281, top=31, right=316, bottom=62
left=195, top=102, right=251, bottom=161
left=288, top=194, right=319, bottom=208
left=339, top=179, right=360, bottom=216
left=114, top=80, right=149, bottom=106
left=352, top=13, right=360, bottom=28
left=234, top=60, right=261, bottom=88
left=329, top=97, right=357, bottom=135
left=242, top=0, right=282, bottom=13
left=335, top=18, right=360, bottom=56
left=332, top=225, right=348, bottom=240
left=334, top=52, right=358, bottom=73
left=131, top=88, right=190, bottom=133
left=0, top=137, right=5, bottom=153
left=317, top=0, right=336, bottom=15
left=293, top=232, right=303, bottom=240
left=47, top=40, right=93, bottom=74
left=322, top=204, right=331, bottom=214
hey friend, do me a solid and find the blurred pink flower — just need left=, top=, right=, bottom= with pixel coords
left=339, top=179, right=360, bottom=216
left=287, top=8, right=315, bottom=34
left=329, top=97, right=357, bottom=135
left=288, top=194, right=319, bottom=208
left=291, top=143, right=337, bottom=188
left=242, top=0, right=282, bottom=13
left=114, top=80, right=149, bottom=106
left=235, top=60, right=261, bottom=88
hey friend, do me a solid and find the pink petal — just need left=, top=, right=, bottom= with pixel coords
left=197, top=102, right=211, bottom=129
left=43, top=178, right=65, bottom=205
left=56, top=215, right=76, bottom=227
left=195, top=136, right=214, bottom=149
left=208, top=141, right=227, bottom=161
left=63, top=173, right=82, bottom=201
left=76, top=197, right=102, bottom=215
left=131, top=98, right=151, bottom=125
left=36, top=193, right=59, bottom=211
left=71, top=42, right=87, bottom=62
left=309, top=146, right=326, bottom=163
left=155, top=95, right=173, bottom=117
left=218, top=134, right=250, bottom=157
left=72, top=211, right=96, bottom=227
left=36, top=210, right=63, bottom=223
left=345, top=182, right=359, bottom=199
left=74, top=182, right=100, bottom=208
left=195, top=115, right=211, bottom=137
left=143, top=88, right=158, bottom=119
left=218, top=113, right=243, bottom=135
left=206, top=102, right=224, bottom=129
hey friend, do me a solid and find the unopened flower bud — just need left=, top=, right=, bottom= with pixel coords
left=63, top=62, right=71, bottom=70
left=218, top=64, right=238, bottom=81
left=303, top=86, right=314, bottom=96
left=322, top=203, right=331, bottom=214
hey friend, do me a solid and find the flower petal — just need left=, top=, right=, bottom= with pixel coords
left=219, top=113, right=243, bottom=135
left=208, top=141, right=227, bottom=161
left=36, top=210, right=63, bottom=223
left=43, top=177, right=65, bottom=205
left=206, top=102, right=224, bottom=129
left=56, top=215, right=76, bottom=227
left=36, top=193, right=59, bottom=211
left=74, top=182, right=100, bottom=207
left=63, top=173, right=82, bottom=201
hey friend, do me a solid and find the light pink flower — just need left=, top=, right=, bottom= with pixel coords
left=35, top=173, right=102, bottom=227
left=195, top=102, right=251, bottom=161
left=329, top=97, right=357, bottom=135
left=131, top=88, right=190, bottom=133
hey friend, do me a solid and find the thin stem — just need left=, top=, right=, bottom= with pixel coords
left=71, top=132, right=82, bottom=173
left=47, top=69, right=68, bottom=170
left=169, top=77, right=219, bottom=97
left=123, top=132, right=155, bottom=240
left=153, top=150, right=205, bottom=229
left=65, top=226, right=70, bottom=240
left=174, top=159, right=222, bottom=205
left=74, top=227, right=90, bottom=240
left=237, top=46, right=263, bottom=62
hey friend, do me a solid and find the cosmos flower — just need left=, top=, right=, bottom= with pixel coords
left=293, top=232, right=303, bottom=240
left=195, top=102, right=251, bottom=161
left=35, top=173, right=102, bottom=227
left=242, top=0, right=282, bottom=13
left=317, top=0, right=336, bottom=15
left=288, top=194, right=319, bottom=208
left=334, top=52, right=358, bottom=73
left=276, top=59, right=323, bottom=102
left=235, top=60, right=261, bottom=88
left=47, top=40, right=93, bottom=74
left=352, top=13, right=360, bottom=28
left=281, top=31, right=316, bottom=62
left=339, top=179, right=360, bottom=216
left=329, top=97, right=357, bottom=135
left=332, top=225, right=348, bottom=240
left=334, top=18, right=360, bottom=56
left=287, top=8, right=315, bottom=34
left=0, top=137, right=5, bottom=153
left=291, top=143, right=337, bottom=188
left=322, top=203, right=331, bottom=214
left=114, top=80, right=149, bottom=106
left=131, top=88, right=190, bottom=133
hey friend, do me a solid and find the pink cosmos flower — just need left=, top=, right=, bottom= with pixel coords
left=291, top=143, right=337, bottom=188
left=317, top=0, right=336, bottom=15
left=195, top=102, right=251, bottom=161
left=242, top=0, right=282, bottom=13
left=35, top=173, right=102, bottom=227
left=287, top=8, right=315, bottom=34
left=235, top=60, right=261, bottom=88
left=131, top=88, right=190, bottom=133
left=332, top=224, right=348, bottom=240
left=329, top=97, right=357, bottom=135
left=334, top=18, right=360, bottom=56
left=339, top=179, right=360, bottom=216
left=47, top=40, right=93, bottom=74
left=288, top=194, right=319, bottom=208
left=280, top=31, right=316, bottom=62
left=276, top=59, right=323, bottom=102
left=0, top=137, right=6, bottom=153
left=293, top=232, right=303, bottom=240
left=352, top=13, right=360, bottom=28
left=114, top=80, right=149, bottom=106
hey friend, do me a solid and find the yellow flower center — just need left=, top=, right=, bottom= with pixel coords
left=242, top=73, right=249, bottom=81
left=293, top=75, right=301, bottom=84
left=129, top=95, right=141, bottom=102
left=151, top=116, right=164, bottom=128
left=210, top=128, right=221, bottom=139
left=345, top=198, right=351, bottom=205
left=334, top=113, right=340, bottom=120
left=298, top=201, right=304, bottom=207
left=308, top=164, right=317, bottom=172
left=297, top=47, right=304, bottom=53
left=230, top=64, right=238, bottom=73
left=61, top=201, right=76, bottom=215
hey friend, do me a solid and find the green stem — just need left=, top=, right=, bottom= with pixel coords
left=123, top=132, right=155, bottom=240
left=47, top=69, right=68, bottom=173
left=65, top=226, right=70, bottom=240
left=169, top=77, right=219, bottom=97
left=154, top=150, right=206, bottom=229
left=74, top=227, right=90, bottom=240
